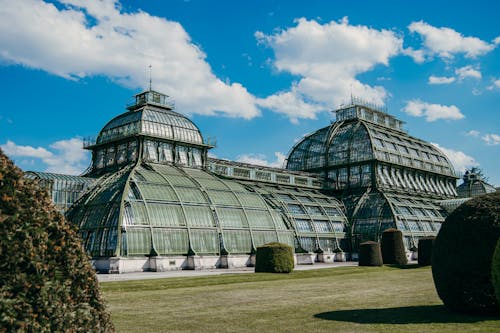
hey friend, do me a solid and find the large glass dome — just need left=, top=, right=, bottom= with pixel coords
left=287, top=103, right=457, bottom=196
left=85, top=90, right=209, bottom=176
left=286, top=102, right=459, bottom=249
left=96, top=91, right=203, bottom=146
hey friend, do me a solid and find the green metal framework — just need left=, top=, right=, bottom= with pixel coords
left=286, top=102, right=459, bottom=249
left=456, top=168, right=496, bottom=198
left=65, top=90, right=349, bottom=258
left=67, top=162, right=348, bottom=257
left=24, top=171, right=96, bottom=212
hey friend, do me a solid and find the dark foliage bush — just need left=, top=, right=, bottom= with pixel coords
left=492, top=238, right=500, bottom=311
left=418, top=236, right=435, bottom=266
left=432, top=192, right=500, bottom=315
left=0, top=149, right=114, bottom=332
left=381, top=228, right=408, bottom=265
left=255, top=242, right=294, bottom=273
left=358, top=241, right=383, bottom=266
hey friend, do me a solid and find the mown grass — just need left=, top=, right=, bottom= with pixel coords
left=100, top=265, right=499, bottom=333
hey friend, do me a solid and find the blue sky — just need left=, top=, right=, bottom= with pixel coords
left=0, top=0, right=499, bottom=185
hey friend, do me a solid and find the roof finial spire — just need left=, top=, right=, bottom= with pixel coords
left=148, top=64, right=152, bottom=91
left=350, top=83, right=353, bottom=104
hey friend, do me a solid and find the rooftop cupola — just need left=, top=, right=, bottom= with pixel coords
left=127, top=90, right=174, bottom=111
left=335, top=97, right=405, bottom=132
left=84, top=90, right=212, bottom=176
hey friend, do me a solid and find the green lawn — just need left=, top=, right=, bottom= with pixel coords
left=101, top=265, right=499, bottom=333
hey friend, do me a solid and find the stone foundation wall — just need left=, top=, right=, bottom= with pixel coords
left=92, top=252, right=352, bottom=273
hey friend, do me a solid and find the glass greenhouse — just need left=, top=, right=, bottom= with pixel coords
left=62, top=90, right=348, bottom=272
left=456, top=168, right=496, bottom=198
left=24, top=171, right=96, bottom=212
left=286, top=101, right=458, bottom=250
left=28, top=91, right=483, bottom=272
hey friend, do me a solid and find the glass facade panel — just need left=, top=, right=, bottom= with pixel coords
left=190, top=229, right=219, bottom=254
left=217, top=208, right=248, bottom=228
left=147, top=203, right=185, bottom=227
left=184, top=206, right=214, bottom=227
left=253, top=231, right=279, bottom=248
left=153, top=229, right=189, bottom=255
left=246, top=210, right=274, bottom=229
left=223, top=230, right=252, bottom=254
left=296, top=219, right=313, bottom=232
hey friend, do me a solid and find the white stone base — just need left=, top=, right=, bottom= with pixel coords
left=184, top=255, right=221, bottom=270
left=315, top=252, right=347, bottom=263
left=410, top=251, right=418, bottom=261
left=334, top=252, right=347, bottom=262
left=247, top=254, right=256, bottom=267
left=92, top=254, right=258, bottom=273
left=295, top=253, right=315, bottom=265
left=228, top=255, right=254, bottom=268
left=150, top=256, right=189, bottom=271
left=316, top=253, right=335, bottom=263
left=92, top=257, right=154, bottom=274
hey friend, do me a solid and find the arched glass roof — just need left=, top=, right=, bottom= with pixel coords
left=456, top=169, right=497, bottom=198
left=24, top=171, right=96, bottom=184
left=347, top=189, right=447, bottom=250
left=287, top=109, right=456, bottom=178
left=66, top=162, right=349, bottom=257
left=24, top=171, right=97, bottom=212
left=96, top=106, right=204, bottom=146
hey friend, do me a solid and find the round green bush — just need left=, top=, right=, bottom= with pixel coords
left=418, top=236, right=435, bottom=266
left=255, top=242, right=294, bottom=273
left=358, top=241, right=383, bottom=266
left=381, top=228, right=408, bottom=265
left=432, top=191, right=500, bottom=315
left=492, top=238, right=500, bottom=311
left=0, top=149, right=114, bottom=332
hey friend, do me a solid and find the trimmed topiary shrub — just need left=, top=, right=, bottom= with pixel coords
left=255, top=242, right=294, bottom=273
left=358, top=241, right=383, bottom=266
left=418, top=236, right=435, bottom=266
left=381, top=228, right=408, bottom=265
left=492, top=238, right=500, bottom=311
left=0, top=149, right=114, bottom=332
left=432, top=191, right=500, bottom=315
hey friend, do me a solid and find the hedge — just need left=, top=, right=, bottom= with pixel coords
left=418, top=236, right=435, bottom=266
left=255, top=242, right=294, bottom=273
left=492, top=238, right=500, bottom=311
left=381, top=228, right=408, bottom=265
left=358, top=241, right=383, bottom=266
left=0, top=149, right=114, bottom=332
left=432, top=192, right=500, bottom=315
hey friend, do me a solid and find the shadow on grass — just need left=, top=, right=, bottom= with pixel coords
left=315, top=305, right=496, bottom=324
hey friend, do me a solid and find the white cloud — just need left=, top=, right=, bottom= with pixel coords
left=256, top=17, right=402, bottom=120
left=455, top=65, right=482, bottom=80
left=432, top=143, right=479, bottom=173
left=466, top=130, right=480, bottom=137
left=402, top=100, right=464, bottom=122
left=256, top=87, right=323, bottom=124
left=236, top=152, right=286, bottom=168
left=1, top=138, right=89, bottom=175
left=482, top=133, right=500, bottom=146
left=428, top=75, right=456, bottom=85
left=408, top=21, right=497, bottom=60
left=402, top=47, right=426, bottom=63
left=0, top=0, right=259, bottom=119
left=1, top=140, right=53, bottom=159
left=487, top=78, right=500, bottom=90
